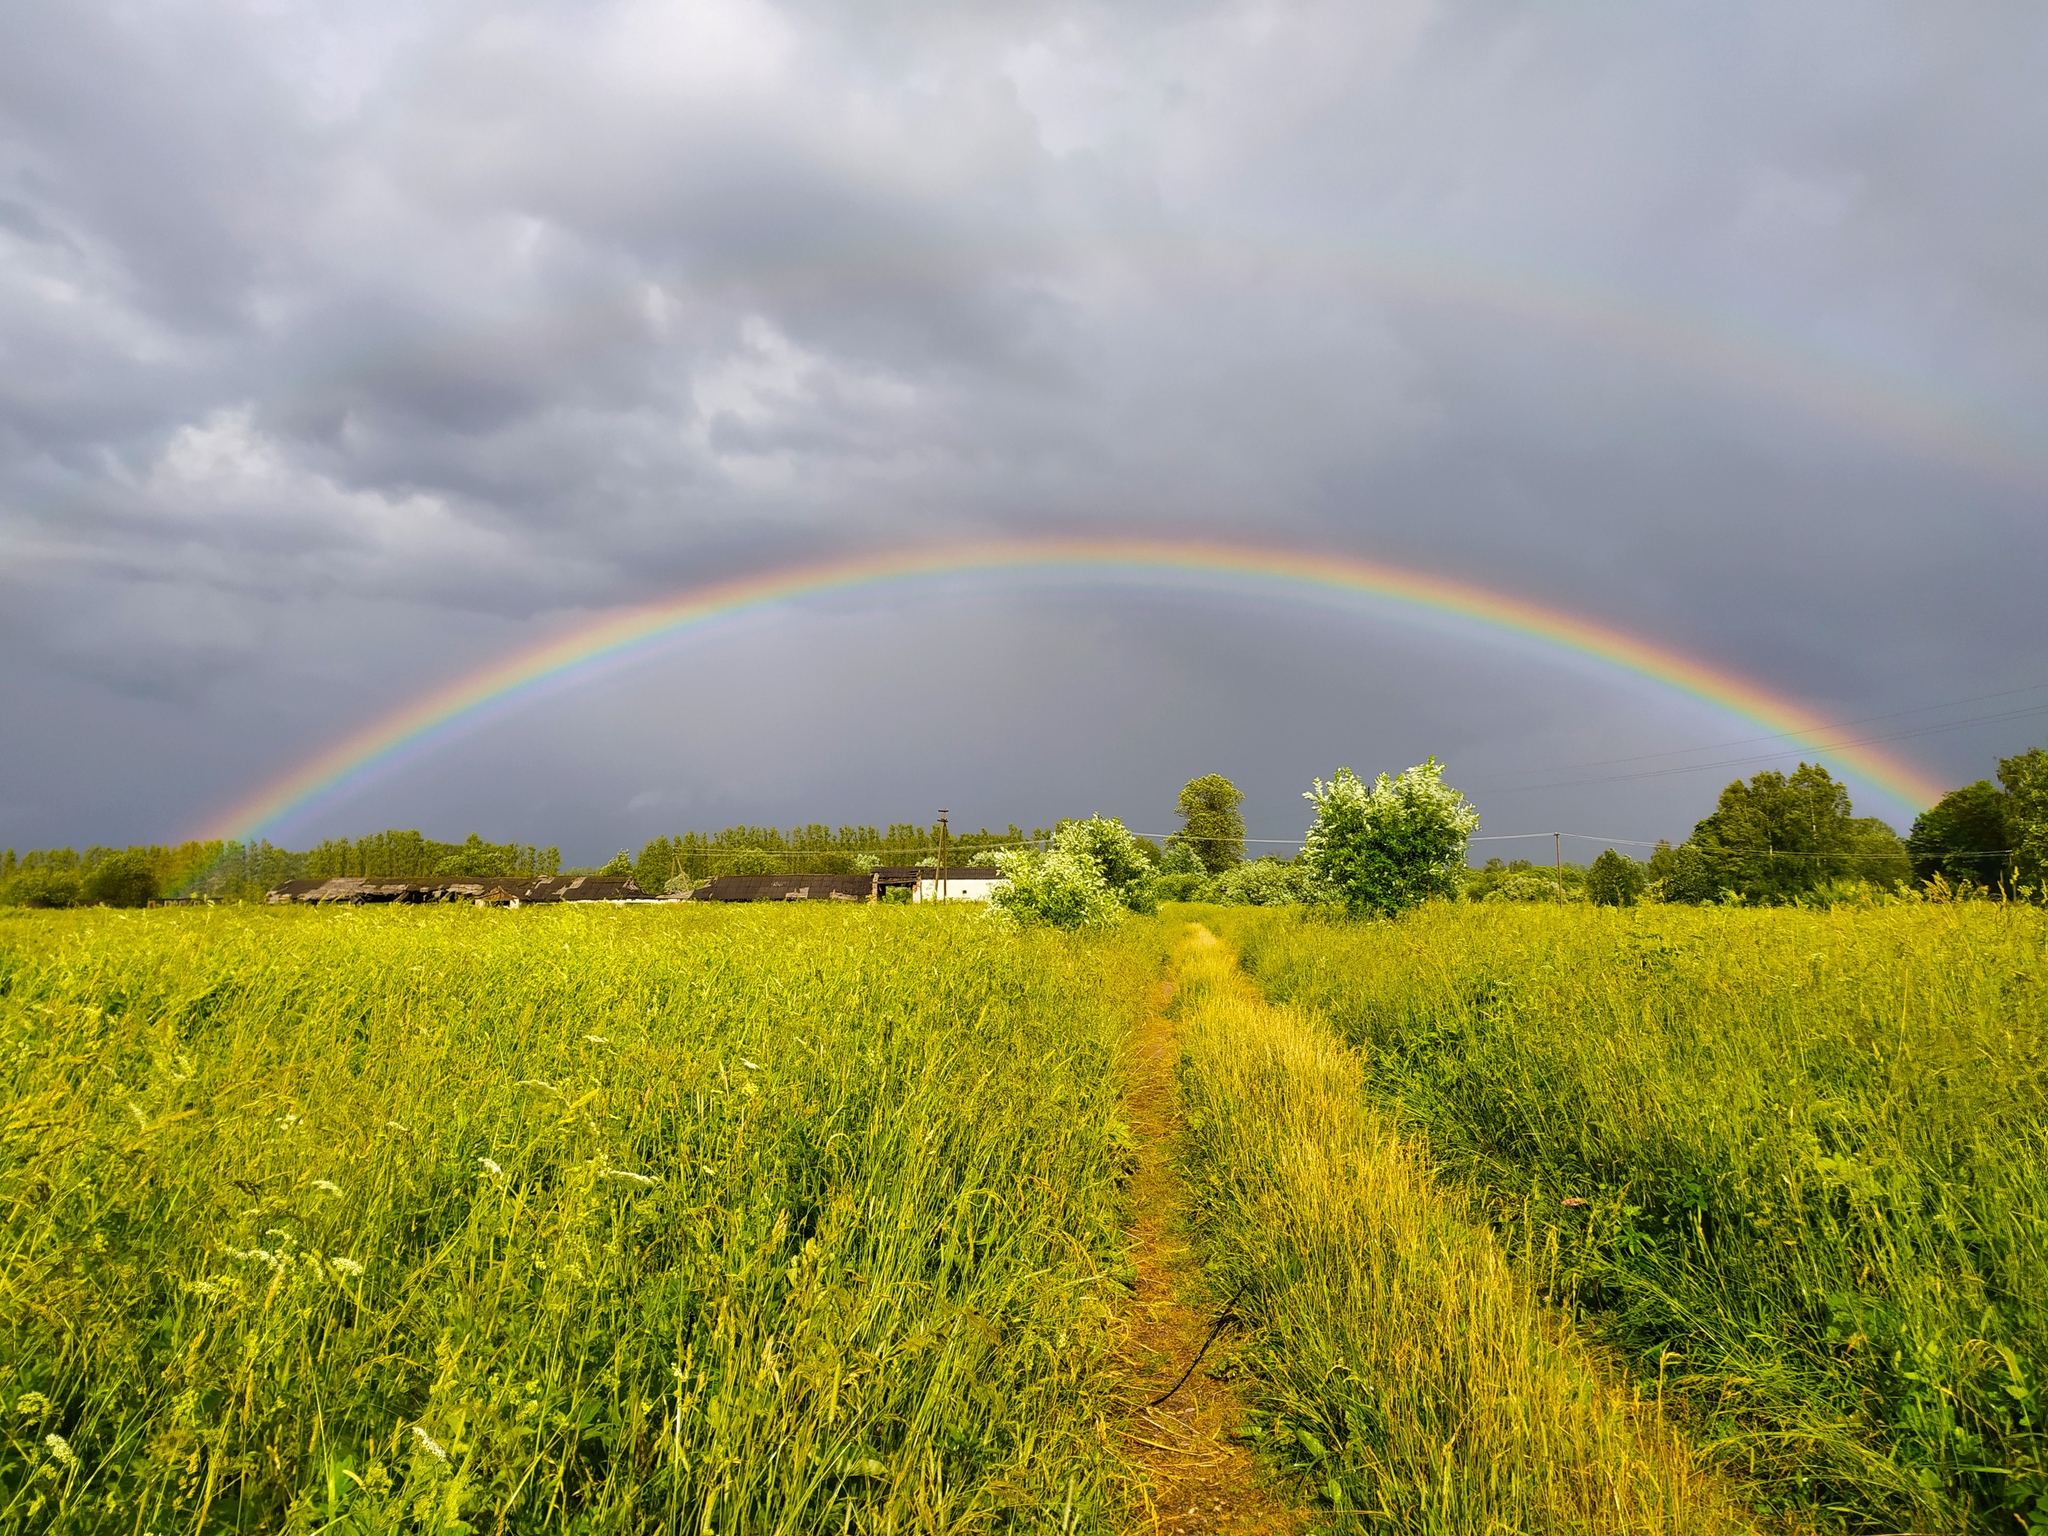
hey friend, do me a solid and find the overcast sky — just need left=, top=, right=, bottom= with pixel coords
left=4, top=0, right=2045, bottom=862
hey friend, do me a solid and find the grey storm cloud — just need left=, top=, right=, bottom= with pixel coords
left=3, top=0, right=2045, bottom=858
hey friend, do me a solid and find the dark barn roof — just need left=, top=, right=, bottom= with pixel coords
left=871, top=865, right=1004, bottom=887
left=691, top=874, right=876, bottom=902
left=266, top=873, right=651, bottom=904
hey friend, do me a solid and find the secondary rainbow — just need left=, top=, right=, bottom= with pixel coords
left=196, top=537, right=1945, bottom=843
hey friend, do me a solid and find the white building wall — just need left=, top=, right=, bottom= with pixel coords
left=911, top=876, right=1008, bottom=902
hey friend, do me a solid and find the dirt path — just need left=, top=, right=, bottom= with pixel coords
left=1117, top=938, right=1302, bottom=1536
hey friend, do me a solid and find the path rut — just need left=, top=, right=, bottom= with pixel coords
left=1118, top=939, right=1301, bottom=1536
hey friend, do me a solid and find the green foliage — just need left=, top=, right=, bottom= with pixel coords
left=1585, top=849, right=1645, bottom=907
left=1156, top=840, right=1207, bottom=877
left=1909, top=780, right=2014, bottom=890
left=2, top=842, right=237, bottom=906
left=1664, top=764, right=1908, bottom=903
left=635, top=824, right=1036, bottom=888
left=1300, top=758, right=1478, bottom=918
left=0, top=905, right=1148, bottom=1532
left=1173, top=929, right=1736, bottom=1533
left=1216, top=900, right=2048, bottom=1533
left=1171, top=774, right=1246, bottom=873
left=989, top=817, right=1155, bottom=928
left=1208, top=856, right=1316, bottom=906
left=0, top=868, right=82, bottom=909
left=2001, top=747, right=2048, bottom=889
left=79, top=851, right=159, bottom=908
left=597, top=850, right=634, bottom=877
left=307, top=830, right=560, bottom=881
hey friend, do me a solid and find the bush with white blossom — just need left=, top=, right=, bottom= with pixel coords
left=1301, top=758, right=1478, bottom=918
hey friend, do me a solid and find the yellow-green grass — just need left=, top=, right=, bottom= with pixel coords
left=1208, top=900, right=2048, bottom=1534
left=1169, top=922, right=1751, bottom=1535
left=0, top=904, right=1153, bottom=1534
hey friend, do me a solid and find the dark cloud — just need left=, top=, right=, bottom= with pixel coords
left=3, top=0, right=2044, bottom=858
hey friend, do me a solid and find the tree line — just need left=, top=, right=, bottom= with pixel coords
left=5, top=744, right=2040, bottom=911
left=622, top=822, right=1050, bottom=894
left=0, top=831, right=560, bottom=908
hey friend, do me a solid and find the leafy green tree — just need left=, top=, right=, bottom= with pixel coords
left=1157, top=840, right=1206, bottom=876
left=1665, top=764, right=1908, bottom=903
left=988, top=842, right=1124, bottom=929
left=1909, top=781, right=2013, bottom=890
left=81, top=852, right=160, bottom=907
left=990, top=816, right=1158, bottom=926
left=1300, top=758, right=1478, bottom=918
left=1586, top=849, right=1645, bottom=907
left=2000, top=747, right=2048, bottom=889
left=598, top=851, right=634, bottom=877
left=1171, top=775, right=1246, bottom=873
left=0, top=868, right=82, bottom=908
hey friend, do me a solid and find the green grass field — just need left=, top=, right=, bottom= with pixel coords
left=0, top=905, right=1156, bottom=1534
left=1207, top=899, right=2048, bottom=1535
left=4, top=898, right=2042, bottom=1535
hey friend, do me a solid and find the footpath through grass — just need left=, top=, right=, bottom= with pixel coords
left=1168, top=919, right=1749, bottom=1536
left=1210, top=900, right=2048, bottom=1535
left=0, top=904, right=1154, bottom=1534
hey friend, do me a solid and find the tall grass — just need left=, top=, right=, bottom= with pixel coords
left=0, top=904, right=1150, bottom=1534
left=1211, top=900, right=2048, bottom=1534
left=1169, top=923, right=1749, bottom=1535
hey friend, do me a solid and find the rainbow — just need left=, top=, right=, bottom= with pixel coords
left=196, top=538, right=1945, bottom=843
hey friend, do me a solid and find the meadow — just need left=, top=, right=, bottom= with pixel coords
left=1205, top=899, right=2048, bottom=1535
left=5, top=895, right=2042, bottom=1536
left=0, top=905, right=1155, bottom=1534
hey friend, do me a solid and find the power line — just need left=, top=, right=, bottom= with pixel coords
left=1477, top=680, right=2048, bottom=781
left=1477, top=701, right=2048, bottom=794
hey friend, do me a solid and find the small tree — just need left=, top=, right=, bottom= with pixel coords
left=990, top=816, right=1154, bottom=927
left=598, top=851, right=634, bottom=877
left=1301, top=758, right=1477, bottom=918
left=1171, top=775, right=1246, bottom=873
left=82, top=852, right=160, bottom=908
left=2001, top=747, right=2048, bottom=891
left=1586, top=848, right=1645, bottom=907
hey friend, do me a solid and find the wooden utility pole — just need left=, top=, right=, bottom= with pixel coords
left=1555, top=832, right=1562, bottom=885
left=937, top=809, right=949, bottom=903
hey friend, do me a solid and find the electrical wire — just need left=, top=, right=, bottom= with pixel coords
left=1476, top=680, right=2048, bottom=779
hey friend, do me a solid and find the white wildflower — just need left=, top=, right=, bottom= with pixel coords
left=604, top=1169, right=658, bottom=1187
left=478, top=1157, right=504, bottom=1179
left=583, top=1035, right=609, bottom=1046
left=181, top=1279, right=223, bottom=1297
left=278, top=1113, right=300, bottom=1129
left=740, top=1059, right=761, bottom=1070
left=312, top=1180, right=343, bottom=1196
left=410, top=1425, right=448, bottom=1464
left=225, top=1246, right=283, bottom=1273
left=15, top=1393, right=51, bottom=1417
left=329, top=1257, right=365, bottom=1278
left=44, top=1433, right=76, bottom=1469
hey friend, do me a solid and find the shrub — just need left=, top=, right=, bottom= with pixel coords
left=1301, top=758, right=1478, bottom=918
left=1211, top=857, right=1318, bottom=906
left=1, top=868, right=83, bottom=908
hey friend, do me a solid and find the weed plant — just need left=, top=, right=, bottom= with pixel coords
left=1211, top=900, right=2048, bottom=1534
left=0, top=904, right=1149, bottom=1534
left=1167, top=922, right=1749, bottom=1534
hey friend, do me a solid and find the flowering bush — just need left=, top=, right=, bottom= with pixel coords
left=989, top=816, right=1155, bottom=928
left=1301, top=758, right=1478, bottom=918
left=1211, top=857, right=1321, bottom=907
